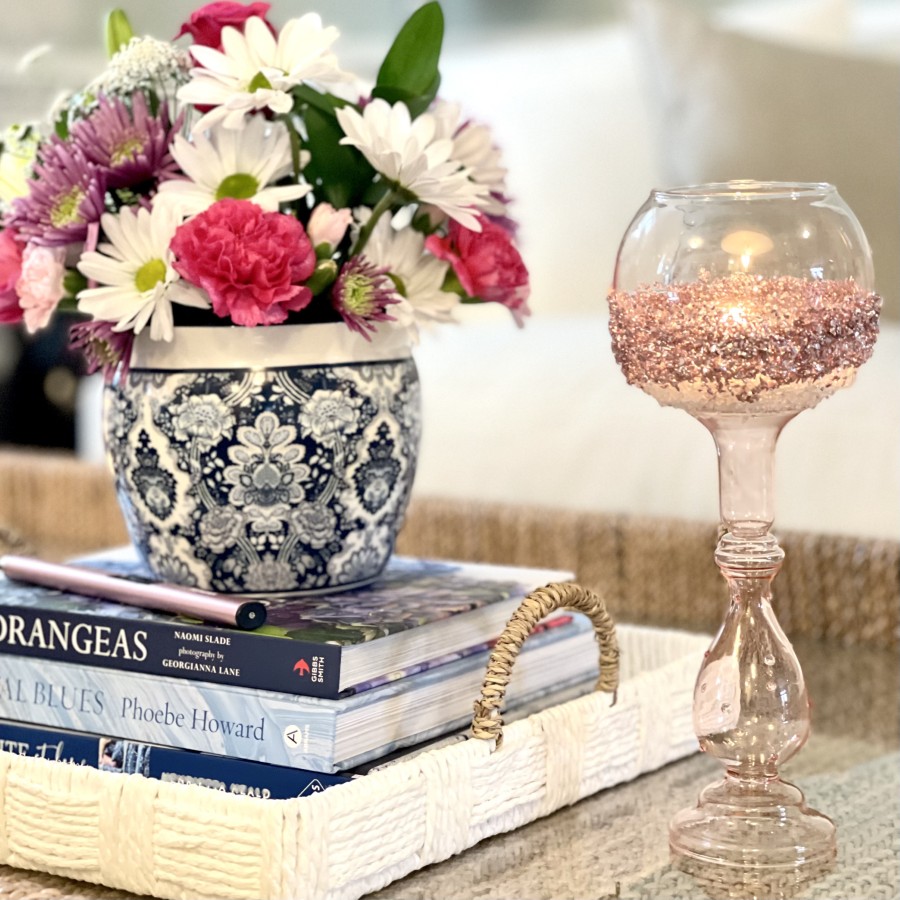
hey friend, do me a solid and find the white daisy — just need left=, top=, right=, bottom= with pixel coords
left=336, top=99, right=489, bottom=231
left=362, top=213, right=458, bottom=332
left=156, top=116, right=310, bottom=216
left=77, top=204, right=208, bottom=341
left=433, top=100, right=509, bottom=217
left=178, top=15, right=350, bottom=132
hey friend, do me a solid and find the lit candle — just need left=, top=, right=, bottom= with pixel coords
left=721, top=305, right=748, bottom=327
left=607, top=273, right=880, bottom=415
left=720, top=229, right=775, bottom=272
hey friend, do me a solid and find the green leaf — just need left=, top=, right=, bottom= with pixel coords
left=63, top=269, right=88, bottom=298
left=302, top=105, right=375, bottom=209
left=291, top=84, right=349, bottom=118
left=306, top=259, right=338, bottom=296
left=373, top=2, right=443, bottom=116
left=54, top=111, right=70, bottom=140
left=441, top=268, right=469, bottom=299
left=105, top=9, right=134, bottom=58
left=372, top=71, right=441, bottom=119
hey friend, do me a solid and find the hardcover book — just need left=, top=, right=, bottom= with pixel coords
left=0, top=719, right=350, bottom=799
left=0, top=553, right=573, bottom=699
left=0, top=674, right=603, bottom=799
left=0, top=613, right=599, bottom=772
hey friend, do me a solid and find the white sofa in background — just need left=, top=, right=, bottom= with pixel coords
left=412, top=311, right=899, bottom=542
left=411, top=0, right=900, bottom=540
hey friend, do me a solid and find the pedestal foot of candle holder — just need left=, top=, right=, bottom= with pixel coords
left=669, top=773, right=836, bottom=871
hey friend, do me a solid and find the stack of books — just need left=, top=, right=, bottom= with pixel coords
left=0, top=551, right=601, bottom=799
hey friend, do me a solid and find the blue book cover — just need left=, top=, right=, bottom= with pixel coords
left=0, top=613, right=599, bottom=772
left=0, top=666, right=603, bottom=796
left=0, top=719, right=350, bottom=798
left=0, top=553, right=573, bottom=699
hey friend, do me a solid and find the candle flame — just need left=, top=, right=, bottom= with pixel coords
left=721, top=230, right=775, bottom=271
left=722, top=306, right=748, bottom=327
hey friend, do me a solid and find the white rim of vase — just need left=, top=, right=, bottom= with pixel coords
left=130, top=322, right=413, bottom=371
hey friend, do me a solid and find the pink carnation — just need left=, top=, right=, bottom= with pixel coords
left=175, top=1, right=275, bottom=48
left=425, top=217, right=530, bottom=325
left=171, top=198, right=316, bottom=327
left=0, top=229, right=24, bottom=324
left=16, top=243, right=66, bottom=333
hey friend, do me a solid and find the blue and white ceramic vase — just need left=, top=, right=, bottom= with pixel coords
left=103, top=322, right=421, bottom=595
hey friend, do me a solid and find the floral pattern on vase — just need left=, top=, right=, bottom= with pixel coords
left=104, top=346, right=421, bottom=595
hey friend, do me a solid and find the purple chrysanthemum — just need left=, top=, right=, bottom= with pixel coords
left=71, top=92, right=180, bottom=191
left=331, top=256, right=401, bottom=340
left=7, top=140, right=106, bottom=246
left=69, top=319, right=134, bottom=381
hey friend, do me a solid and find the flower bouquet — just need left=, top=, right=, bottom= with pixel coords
left=0, top=0, right=528, bottom=359
left=0, top=1, right=530, bottom=594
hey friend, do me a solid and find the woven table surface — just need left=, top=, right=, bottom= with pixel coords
left=0, top=741, right=894, bottom=900
left=0, top=451, right=897, bottom=898
left=375, top=637, right=900, bottom=900
left=2, top=450, right=898, bottom=649
left=0, top=640, right=895, bottom=900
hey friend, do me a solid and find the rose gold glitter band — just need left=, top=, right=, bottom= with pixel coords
left=607, top=273, right=881, bottom=415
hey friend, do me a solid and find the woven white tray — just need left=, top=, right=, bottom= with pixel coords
left=0, top=584, right=708, bottom=900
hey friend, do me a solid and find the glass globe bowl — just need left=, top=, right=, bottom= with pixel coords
left=609, top=181, right=880, bottom=419
left=607, top=181, right=881, bottom=879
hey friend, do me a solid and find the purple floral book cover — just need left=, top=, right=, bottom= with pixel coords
left=71, top=552, right=571, bottom=645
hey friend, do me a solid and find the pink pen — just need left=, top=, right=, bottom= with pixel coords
left=0, top=555, right=267, bottom=630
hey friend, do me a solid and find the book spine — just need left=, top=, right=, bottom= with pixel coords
left=0, top=603, right=344, bottom=698
left=0, top=720, right=351, bottom=798
left=0, top=654, right=344, bottom=771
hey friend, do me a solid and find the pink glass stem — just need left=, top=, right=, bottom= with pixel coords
left=698, top=534, right=809, bottom=776
left=668, top=415, right=835, bottom=870
left=700, top=413, right=793, bottom=537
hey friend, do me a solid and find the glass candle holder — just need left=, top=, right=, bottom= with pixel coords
left=608, top=182, right=881, bottom=872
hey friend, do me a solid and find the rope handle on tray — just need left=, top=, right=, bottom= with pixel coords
left=471, top=581, right=619, bottom=749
